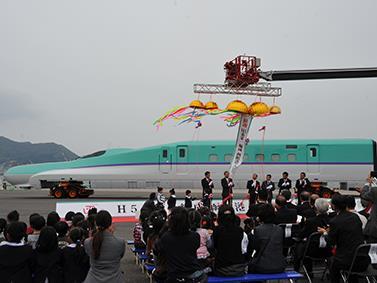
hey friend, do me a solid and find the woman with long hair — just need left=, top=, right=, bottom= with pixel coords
left=157, top=207, right=206, bottom=283
left=83, top=210, right=125, bottom=283
left=213, top=205, right=248, bottom=277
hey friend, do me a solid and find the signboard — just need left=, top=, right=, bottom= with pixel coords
left=229, top=114, right=252, bottom=175
left=56, top=198, right=250, bottom=223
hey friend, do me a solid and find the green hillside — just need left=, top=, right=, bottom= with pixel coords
left=0, top=136, right=77, bottom=174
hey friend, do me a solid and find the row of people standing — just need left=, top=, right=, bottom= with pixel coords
left=201, top=171, right=235, bottom=207
left=201, top=170, right=312, bottom=208
left=247, top=171, right=311, bottom=205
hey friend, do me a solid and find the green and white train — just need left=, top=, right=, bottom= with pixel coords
left=4, top=139, right=377, bottom=190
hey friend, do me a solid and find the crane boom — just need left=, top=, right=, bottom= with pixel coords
left=259, top=67, right=377, bottom=81
left=195, top=56, right=377, bottom=96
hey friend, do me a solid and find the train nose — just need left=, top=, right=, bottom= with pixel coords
left=3, top=173, right=31, bottom=186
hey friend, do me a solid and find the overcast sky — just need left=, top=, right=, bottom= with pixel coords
left=1, top=0, right=377, bottom=155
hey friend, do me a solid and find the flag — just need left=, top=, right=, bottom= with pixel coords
left=259, top=126, right=266, bottom=132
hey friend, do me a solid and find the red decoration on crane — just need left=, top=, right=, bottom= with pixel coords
left=224, top=55, right=261, bottom=87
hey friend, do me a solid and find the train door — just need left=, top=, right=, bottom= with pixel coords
left=306, top=145, right=320, bottom=173
left=159, top=147, right=171, bottom=174
left=176, top=146, right=188, bottom=174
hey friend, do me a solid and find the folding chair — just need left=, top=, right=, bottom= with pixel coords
left=300, top=232, right=332, bottom=283
left=340, top=243, right=377, bottom=283
left=130, top=247, right=146, bottom=264
left=279, top=223, right=301, bottom=261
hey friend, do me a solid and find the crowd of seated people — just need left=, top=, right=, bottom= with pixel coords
left=1, top=173, right=376, bottom=283
left=138, top=191, right=293, bottom=282
left=136, top=176, right=377, bottom=283
left=0, top=208, right=125, bottom=283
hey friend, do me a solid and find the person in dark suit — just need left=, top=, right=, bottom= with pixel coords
left=280, top=189, right=297, bottom=210
left=140, top=193, right=157, bottom=222
left=33, top=226, right=63, bottom=283
left=201, top=171, right=214, bottom=208
left=277, top=172, right=292, bottom=194
left=295, top=172, right=311, bottom=204
left=62, top=228, right=89, bottom=283
left=246, top=173, right=260, bottom=206
left=247, top=204, right=286, bottom=274
left=294, top=198, right=332, bottom=273
left=360, top=175, right=377, bottom=243
left=274, top=195, right=297, bottom=224
left=297, top=191, right=316, bottom=218
left=167, top=189, right=177, bottom=210
left=0, top=222, right=33, bottom=283
left=299, top=198, right=330, bottom=239
left=246, top=190, right=268, bottom=222
left=261, top=174, right=275, bottom=203
left=140, top=193, right=158, bottom=243
left=318, top=194, right=370, bottom=283
left=221, top=171, right=234, bottom=206
left=184, top=190, right=194, bottom=208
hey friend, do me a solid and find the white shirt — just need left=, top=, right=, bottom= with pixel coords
left=352, top=211, right=368, bottom=230
left=241, top=232, right=249, bottom=254
left=0, top=241, right=25, bottom=247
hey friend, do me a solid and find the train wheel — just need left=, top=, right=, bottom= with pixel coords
left=68, top=189, right=78, bottom=199
left=54, top=189, right=64, bottom=199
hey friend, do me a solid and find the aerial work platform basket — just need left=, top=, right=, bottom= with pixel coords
left=194, top=55, right=282, bottom=97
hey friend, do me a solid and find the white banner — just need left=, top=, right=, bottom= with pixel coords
left=229, top=114, right=253, bottom=175
left=56, top=198, right=250, bottom=223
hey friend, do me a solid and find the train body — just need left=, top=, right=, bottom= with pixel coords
left=4, top=139, right=377, bottom=191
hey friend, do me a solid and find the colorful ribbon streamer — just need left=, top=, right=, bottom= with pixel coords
left=154, top=106, right=242, bottom=128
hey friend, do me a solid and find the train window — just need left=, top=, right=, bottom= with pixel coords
left=287, top=154, right=296, bottom=162
left=80, top=150, right=106, bottom=159
left=286, top=145, right=298, bottom=149
left=146, top=181, right=160, bottom=187
left=310, top=147, right=317, bottom=157
left=271, top=154, right=280, bottom=161
left=224, top=154, right=233, bottom=162
left=162, top=149, right=168, bottom=158
left=244, top=154, right=249, bottom=161
left=128, top=181, right=137, bottom=188
left=209, top=154, right=218, bottom=162
left=179, top=148, right=186, bottom=158
left=256, top=154, right=264, bottom=161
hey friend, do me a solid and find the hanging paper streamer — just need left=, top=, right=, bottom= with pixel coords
left=229, top=114, right=253, bottom=175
